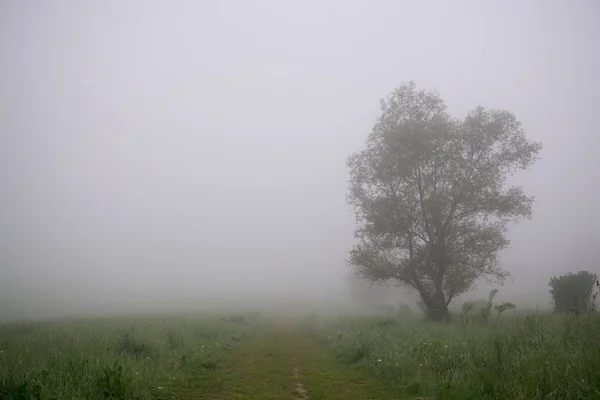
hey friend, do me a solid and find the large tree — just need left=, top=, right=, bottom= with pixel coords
left=346, top=82, right=542, bottom=322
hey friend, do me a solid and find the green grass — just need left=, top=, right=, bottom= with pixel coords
left=179, top=319, right=403, bottom=399
left=3, top=312, right=600, bottom=399
left=181, top=323, right=298, bottom=399
left=0, top=314, right=255, bottom=399
left=312, top=313, right=600, bottom=399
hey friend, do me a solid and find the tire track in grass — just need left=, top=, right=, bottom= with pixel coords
left=186, top=323, right=297, bottom=400
left=291, top=355, right=308, bottom=399
left=185, top=321, right=403, bottom=400
left=291, top=332, right=402, bottom=400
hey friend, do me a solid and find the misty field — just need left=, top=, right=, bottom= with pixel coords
left=311, top=313, right=600, bottom=399
left=2, top=312, right=600, bottom=400
left=0, top=314, right=253, bottom=399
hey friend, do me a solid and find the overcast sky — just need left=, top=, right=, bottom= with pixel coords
left=1, top=0, right=598, bottom=319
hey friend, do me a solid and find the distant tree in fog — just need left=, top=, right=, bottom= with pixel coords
left=549, top=271, right=599, bottom=314
left=346, top=81, right=541, bottom=322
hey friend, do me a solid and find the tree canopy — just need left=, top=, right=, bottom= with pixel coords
left=346, top=81, right=542, bottom=322
left=549, top=271, right=599, bottom=314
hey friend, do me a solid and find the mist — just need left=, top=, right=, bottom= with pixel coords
left=1, top=0, right=599, bottom=320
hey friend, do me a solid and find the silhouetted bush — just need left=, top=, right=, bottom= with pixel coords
left=549, top=271, right=598, bottom=314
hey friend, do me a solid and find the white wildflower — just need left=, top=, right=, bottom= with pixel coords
left=377, top=359, right=382, bottom=362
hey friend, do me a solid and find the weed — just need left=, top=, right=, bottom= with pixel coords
left=0, top=316, right=250, bottom=400
left=165, top=331, right=185, bottom=350
left=97, top=362, right=131, bottom=400
left=319, top=312, right=600, bottom=399
left=200, top=361, right=217, bottom=369
left=336, top=332, right=371, bottom=364
left=0, top=377, right=56, bottom=400
left=114, top=329, right=152, bottom=358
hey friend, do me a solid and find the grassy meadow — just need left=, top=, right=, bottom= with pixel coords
left=1, top=310, right=600, bottom=399
left=0, top=314, right=255, bottom=400
left=308, top=312, right=600, bottom=399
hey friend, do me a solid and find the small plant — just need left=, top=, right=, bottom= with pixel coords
left=166, top=331, right=185, bottom=349
left=377, top=319, right=398, bottom=328
left=97, top=362, right=132, bottom=400
left=115, top=329, right=152, bottom=357
left=461, top=289, right=506, bottom=324
left=337, top=332, right=371, bottom=364
left=1, top=323, right=38, bottom=338
left=482, top=289, right=499, bottom=321
left=592, top=279, right=600, bottom=311
left=0, top=378, right=55, bottom=400
left=200, top=361, right=217, bottom=369
left=0, top=316, right=249, bottom=400
left=494, top=302, right=516, bottom=320
left=193, top=325, right=216, bottom=340
left=220, top=316, right=245, bottom=325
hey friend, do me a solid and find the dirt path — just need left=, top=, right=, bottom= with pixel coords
left=185, top=322, right=402, bottom=400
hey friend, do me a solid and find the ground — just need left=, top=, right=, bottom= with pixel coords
left=2, top=312, right=599, bottom=399
left=182, top=320, right=402, bottom=400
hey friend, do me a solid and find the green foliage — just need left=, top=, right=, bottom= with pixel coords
left=594, top=278, right=600, bottom=308
left=494, top=302, right=516, bottom=318
left=549, top=271, right=598, bottom=314
left=321, top=313, right=600, bottom=399
left=114, top=329, right=153, bottom=358
left=165, top=331, right=185, bottom=350
left=346, top=81, right=542, bottom=322
left=337, top=332, right=372, bottom=364
left=0, top=323, right=38, bottom=338
left=97, top=362, right=131, bottom=400
left=0, top=379, right=56, bottom=400
left=0, top=316, right=251, bottom=400
left=461, top=289, right=506, bottom=324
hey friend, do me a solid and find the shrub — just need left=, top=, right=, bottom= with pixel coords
left=494, top=302, right=516, bottom=320
left=549, top=271, right=598, bottom=314
left=165, top=331, right=185, bottom=349
left=97, top=362, right=131, bottom=400
left=0, top=377, right=56, bottom=400
left=461, top=289, right=499, bottom=324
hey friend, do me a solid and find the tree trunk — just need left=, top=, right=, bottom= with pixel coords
left=427, top=303, right=450, bottom=322
left=426, top=291, right=451, bottom=323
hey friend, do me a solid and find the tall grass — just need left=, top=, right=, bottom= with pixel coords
left=316, top=313, right=600, bottom=399
left=0, top=314, right=254, bottom=399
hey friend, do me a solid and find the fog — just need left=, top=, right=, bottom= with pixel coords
left=1, top=1, right=598, bottom=320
